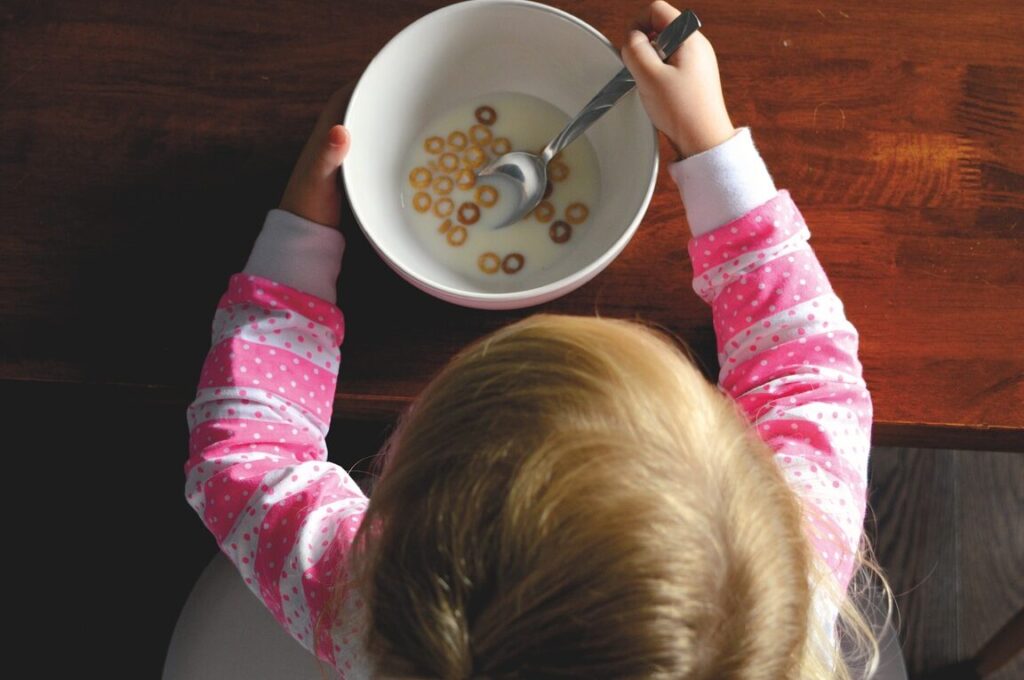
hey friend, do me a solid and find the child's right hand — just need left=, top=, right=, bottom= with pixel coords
left=621, top=1, right=736, bottom=158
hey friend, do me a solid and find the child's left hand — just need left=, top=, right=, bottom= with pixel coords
left=279, top=83, right=354, bottom=230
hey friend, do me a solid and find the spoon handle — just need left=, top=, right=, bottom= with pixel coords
left=540, top=9, right=702, bottom=163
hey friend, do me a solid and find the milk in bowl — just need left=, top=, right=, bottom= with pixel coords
left=401, top=91, right=600, bottom=293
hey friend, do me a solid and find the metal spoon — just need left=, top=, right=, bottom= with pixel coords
left=476, top=9, right=702, bottom=229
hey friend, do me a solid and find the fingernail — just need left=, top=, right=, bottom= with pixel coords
left=328, top=125, right=347, bottom=147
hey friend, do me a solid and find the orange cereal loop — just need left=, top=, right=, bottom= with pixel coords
left=501, top=253, right=525, bottom=274
left=565, top=201, right=589, bottom=225
left=446, top=130, right=468, bottom=150
left=438, top=218, right=453, bottom=233
left=433, top=175, right=454, bottom=195
left=549, top=220, right=572, bottom=244
left=475, top=185, right=499, bottom=208
left=424, top=136, right=444, bottom=154
left=447, top=225, right=468, bottom=246
left=433, top=197, right=454, bottom=218
left=477, top=251, right=500, bottom=274
left=409, top=166, right=432, bottom=189
left=457, top=201, right=480, bottom=225
left=439, top=152, right=459, bottom=173
left=470, top=124, right=493, bottom=146
left=549, top=160, right=569, bottom=182
left=462, top=144, right=487, bottom=169
left=532, top=200, right=555, bottom=223
left=491, top=137, right=511, bottom=155
left=474, top=105, right=497, bottom=125
left=455, top=168, right=477, bottom=190
left=412, top=192, right=431, bottom=213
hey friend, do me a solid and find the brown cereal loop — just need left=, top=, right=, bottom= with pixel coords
left=543, top=180, right=554, bottom=199
left=470, top=124, right=493, bottom=146
left=439, top=152, right=459, bottom=173
left=457, top=201, right=480, bottom=225
left=447, top=131, right=468, bottom=150
left=455, top=168, right=477, bottom=190
left=433, top=197, right=454, bottom=218
left=462, top=144, right=486, bottom=169
left=433, top=175, right=454, bottom=195
left=477, top=252, right=500, bottom=274
left=549, top=220, right=572, bottom=244
left=447, top=225, right=468, bottom=246
left=474, top=105, right=497, bottom=125
left=565, top=201, right=589, bottom=225
left=412, top=192, right=431, bottom=213
left=475, top=185, right=499, bottom=208
left=549, top=160, right=569, bottom=182
left=532, top=200, right=555, bottom=223
left=424, top=136, right=444, bottom=154
left=502, top=253, right=525, bottom=274
left=409, top=166, right=432, bottom=189
left=438, top=218, right=453, bottom=233
left=491, top=137, right=511, bottom=155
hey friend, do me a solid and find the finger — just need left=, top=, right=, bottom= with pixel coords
left=313, top=124, right=350, bottom=177
left=630, top=0, right=682, bottom=35
left=620, top=29, right=667, bottom=83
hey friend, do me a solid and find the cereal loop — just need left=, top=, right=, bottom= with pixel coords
left=502, top=253, right=525, bottom=274
left=475, top=105, right=497, bottom=125
left=478, top=252, right=501, bottom=274
left=533, top=200, right=555, bottom=223
left=549, top=160, right=570, bottom=182
left=447, top=131, right=468, bottom=150
left=476, top=185, right=499, bottom=208
left=439, top=153, right=459, bottom=173
left=462, top=145, right=487, bottom=169
left=491, top=137, right=511, bottom=155
left=457, top=201, right=480, bottom=225
left=470, top=124, right=493, bottom=146
left=455, top=168, right=477, bottom=190
left=433, top=197, right=454, bottom=218
left=565, top=202, right=589, bottom=225
left=433, top=175, right=454, bottom=195
left=424, top=136, right=444, bottom=154
left=409, top=167, right=432, bottom=189
left=549, top=220, right=572, bottom=244
left=412, top=192, right=431, bottom=213
left=438, top=218, right=453, bottom=233
left=447, top=225, right=468, bottom=246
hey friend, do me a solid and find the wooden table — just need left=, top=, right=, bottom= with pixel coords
left=2, top=0, right=1022, bottom=450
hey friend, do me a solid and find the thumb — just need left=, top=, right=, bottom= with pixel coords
left=315, top=124, right=351, bottom=176
left=620, top=29, right=666, bottom=85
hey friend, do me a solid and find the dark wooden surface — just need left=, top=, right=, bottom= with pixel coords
left=2, top=0, right=1023, bottom=449
left=869, top=447, right=1024, bottom=679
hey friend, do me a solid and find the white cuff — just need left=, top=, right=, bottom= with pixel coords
left=667, top=127, right=778, bottom=236
left=242, top=209, right=345, bottom=304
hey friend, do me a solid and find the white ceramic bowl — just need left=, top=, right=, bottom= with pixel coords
left=343, top=0, right=659, bottom=309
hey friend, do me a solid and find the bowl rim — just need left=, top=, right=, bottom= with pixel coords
left=342, top=0, right=660, bottom=308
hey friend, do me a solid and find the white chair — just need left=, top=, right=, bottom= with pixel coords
left=163, top=552, right=341, bottom=680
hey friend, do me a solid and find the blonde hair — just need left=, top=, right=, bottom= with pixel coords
left=322, top=314, right=892, bottom=679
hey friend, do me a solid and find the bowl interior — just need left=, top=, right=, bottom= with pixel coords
left=344, top=0, right=658, bottom=301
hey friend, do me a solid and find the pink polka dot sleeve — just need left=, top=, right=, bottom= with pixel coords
left=688, top=191, right=872, bottom=592
left=184, top=273, right=372, bottom=676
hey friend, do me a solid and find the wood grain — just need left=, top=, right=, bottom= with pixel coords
left=2, top=0, right=1022, bottom=449
left=869, top=447, right=1024, bottom=678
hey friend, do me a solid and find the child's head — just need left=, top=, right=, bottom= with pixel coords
left=332, top=314, right=877, bottom=678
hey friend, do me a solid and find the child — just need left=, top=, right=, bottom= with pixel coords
left=185, top=2, right=890, bottom=677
